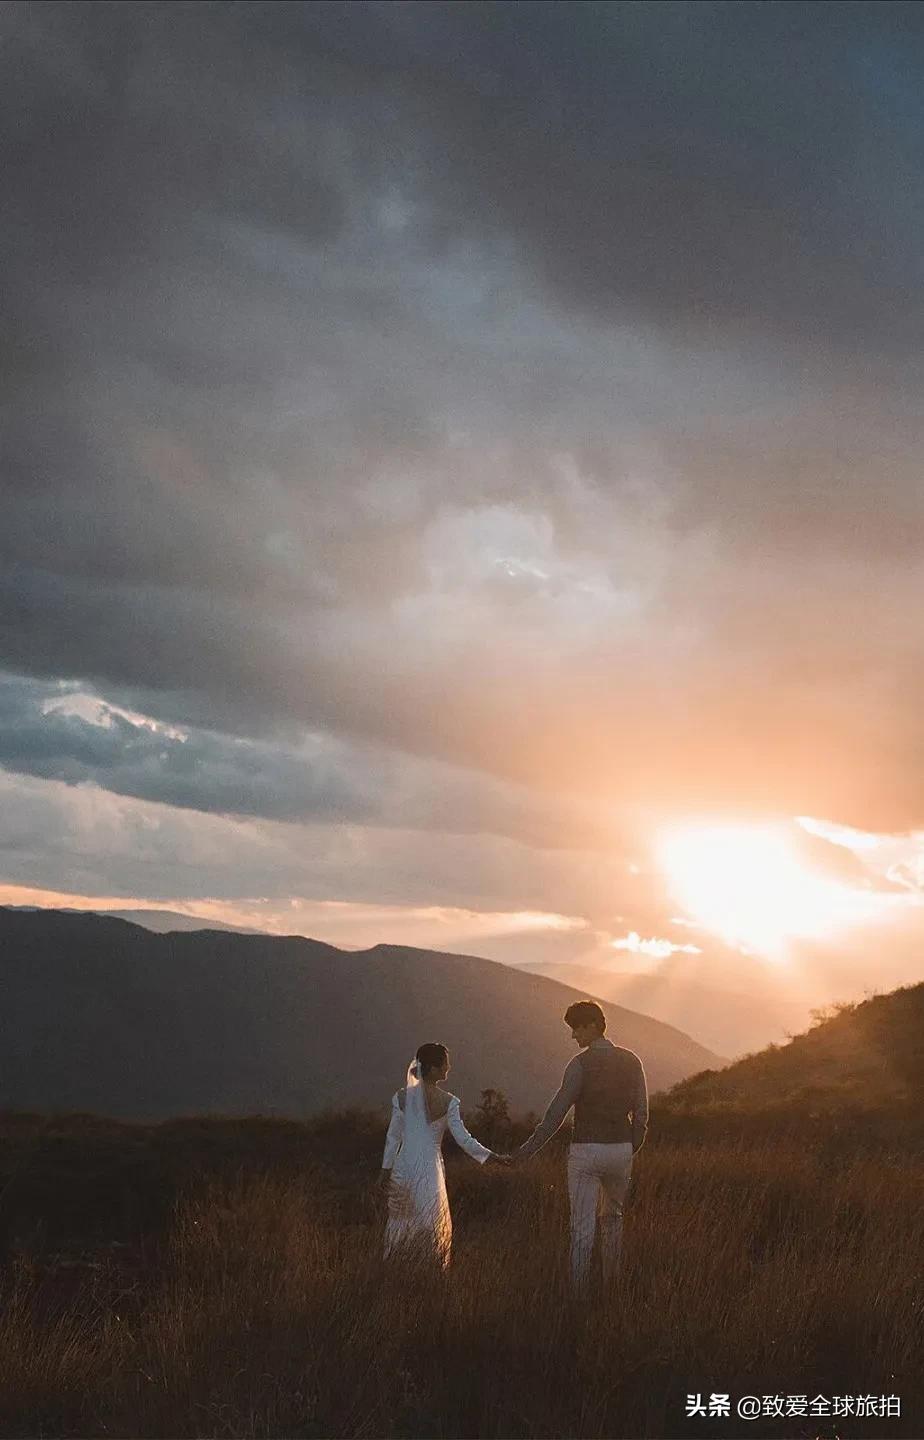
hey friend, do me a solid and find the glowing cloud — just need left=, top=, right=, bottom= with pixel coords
left=611, top=931, right=701, bottom=960
left=655, top=822, right=890, bottom=960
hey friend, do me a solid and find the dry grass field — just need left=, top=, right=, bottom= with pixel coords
left=0, top=1108, right=920, bottom=1440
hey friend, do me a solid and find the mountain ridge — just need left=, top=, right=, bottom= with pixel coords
left=0, top=908, right=722, bottom=1120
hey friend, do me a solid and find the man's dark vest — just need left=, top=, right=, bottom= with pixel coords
left=572, top=1045, right=641, bottom=1144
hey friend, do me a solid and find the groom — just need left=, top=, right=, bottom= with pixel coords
left=514, top=1000, right=648, bottom=1286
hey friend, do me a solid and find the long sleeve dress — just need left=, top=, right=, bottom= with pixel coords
left=381, top=1088, right=491, bottom=1267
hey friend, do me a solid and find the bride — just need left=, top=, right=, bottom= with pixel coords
left=378, top=1042, right=511, bottom=1267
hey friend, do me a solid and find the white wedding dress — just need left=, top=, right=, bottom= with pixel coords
left=382, top=1061, right=491, bottom=1268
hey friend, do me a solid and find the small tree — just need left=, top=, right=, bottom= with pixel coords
left=471, top=1088, right=512, bottom=1149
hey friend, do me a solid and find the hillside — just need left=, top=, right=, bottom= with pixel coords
left=661, top=982, right=924, bottom=1117
left=0, top=909, right=722, bottom=1120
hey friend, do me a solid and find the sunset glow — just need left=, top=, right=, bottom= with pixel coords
left=655, top=822, right=880, bottom=959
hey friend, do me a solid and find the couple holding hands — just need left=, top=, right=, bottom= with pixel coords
left=378, top=1000, right=649, bottom=1286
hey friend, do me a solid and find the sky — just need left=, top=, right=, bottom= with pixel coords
left=3, top=1, right=924, bottom=1022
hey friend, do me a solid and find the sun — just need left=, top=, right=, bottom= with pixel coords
left=655, top=821, right=874, bottom=959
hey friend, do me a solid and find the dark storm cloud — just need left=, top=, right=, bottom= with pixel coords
left=3, top=1, right=924, bottom=837
left=288, top=0, right=924, bottom=349
left=0, top=671, right=616, bottom=849
left=0, top=671, right=365, bottom=823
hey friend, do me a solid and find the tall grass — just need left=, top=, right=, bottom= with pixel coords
left=0, top=1133, right=920, bottom=1438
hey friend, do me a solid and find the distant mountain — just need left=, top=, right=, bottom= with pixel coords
left=0, top=908, right=722, bottom=1120
left=104, top=909, right=261, bottom=935
left=661, top=982, right=924, bottom=1112
left=5, top=905, right=259, bottom=936
left=509, top=960, right=810, bottom=1058
left=61, top=909, right=803, bottom=1059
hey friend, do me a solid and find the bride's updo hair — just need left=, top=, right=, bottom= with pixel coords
left=416, top=1042, right=449, bottom=1078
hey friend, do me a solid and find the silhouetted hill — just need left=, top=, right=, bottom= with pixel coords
left=0, top=909, right=722, bottom=1120
left=662, top=982, right=924, bottom=1114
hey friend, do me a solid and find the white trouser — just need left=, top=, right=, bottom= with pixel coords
left=567, top=1141, right=634, bottom=1286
